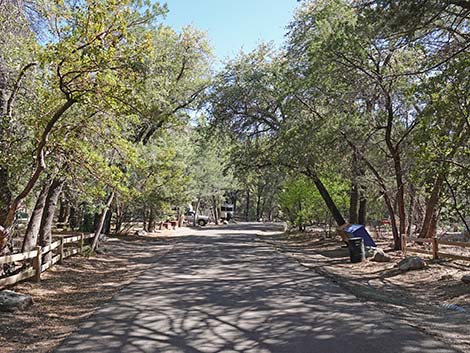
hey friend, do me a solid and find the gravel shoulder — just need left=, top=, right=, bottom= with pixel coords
left=258, top=231, right=470, bottom=353
left=0, top=230, right=183, bottom=353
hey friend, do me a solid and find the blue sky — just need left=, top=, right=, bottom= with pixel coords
left=162, top=0, right=300, bottom=63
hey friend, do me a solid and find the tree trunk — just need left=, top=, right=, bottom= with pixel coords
left=68, top=207, right=77, bottom=230
left=256, top=192, right=262, bottom=221
left=0, top=168, right=12, bottom=226
left=419, top=173, right=445, bottom=238
left=306, top=168, right=346, bottom=226
left=147, top=208, right=156, bottom=232
left=418, top=119, right=469, bottom=238
left=212, top=196, right=219, bottom=225
left=193, top=197, right=201, bottom=226
left=177, top=208, right=184, bottom=227
left=232, top=191, right=237, bottom=215
left=349, top=183, right=358, bottom=224
left=57, top=199, right=69, bottom=223
left=38, top=179, right=64, bottom=263
left=22, top=181, right=51, bottom=252
left=358, top=194, right=367, bottom=225
left=406, top=184, right=416, bottom=237
left=245, top=189, right=250, bottom=222
left=103, top=209, right=112, bottom=235
left=0, top=99, right=76, bottom=252
left=383, top=91, right=407, bottom=238
left=446, top=178, right=470, bottom=235
left=91, top=191, right=115, bottom=251
left=383, top=192, right=401, bottom=250
left=114, top=203, right=123, bottom=234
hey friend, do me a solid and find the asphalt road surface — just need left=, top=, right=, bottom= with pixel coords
left=55, top=223, right=460, bottom=353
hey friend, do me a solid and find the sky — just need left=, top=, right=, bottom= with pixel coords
left=162, top=0, right=300, bottom=64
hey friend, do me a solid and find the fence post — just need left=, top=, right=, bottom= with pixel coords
left=59, top=237, right=64, bottom=264
left=80, top=233, right=84, bottom=253
left=33, top=246, right=42, bottom=283
left=401, top=235, right=407, bottom=257
left=432, top=237, right=439, bottom=259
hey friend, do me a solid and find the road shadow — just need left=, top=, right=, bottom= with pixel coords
left=55, top=225, right=461, bottom=353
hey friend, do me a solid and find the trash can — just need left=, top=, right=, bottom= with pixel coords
left=348, top=237, right=365, bottom=263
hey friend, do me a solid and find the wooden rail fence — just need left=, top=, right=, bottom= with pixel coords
left=0, top=233, right=94, bottom=288
left=403, top=235, right=470, bottom=262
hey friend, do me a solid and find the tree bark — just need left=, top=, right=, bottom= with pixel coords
left=38, top=179, right=64, bottom=263
left=91, top=191, right=115, bottom=251
left=114, top=203, right=123, bottom=234
left=103, top=209, right=112, bottom=235
left=418, top=173, right=445, bottom=238
left=22, top=181, right=51, bottom=252
left=406, top=184, right=416, bottom=237
left=68, top=207, right=78, bottom=230
left=0, top=99, right=76, bottom=252
left=147, top=207, right=156, bottom=232
left=383, top=91, right=407, bottom=238
left=358, top=195, right=367, bottom=225
left=212, top=195, right=219, bottom=225
left=0, top=168, right=12, bottom=226
left=245, top=189, right=250, bottom=222
left=349, top=183, right=359, bottom=224
left=306, top=168, right=346, bottom=226
left=419, top=120, right=469, bottom=238
left=57, top=199, right=69, bottom=223
left=193, top=197, right=201, bottom=226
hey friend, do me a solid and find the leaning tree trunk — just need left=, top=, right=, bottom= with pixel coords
left=22, top=181, right=51, bottom=252
left=38, top=179, right=64, bottom=263
left=306, top=168, right=346, bottom=226
left=91, top=191, right=115, bottom=251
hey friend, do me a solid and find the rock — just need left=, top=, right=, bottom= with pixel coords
left=371, top=248, right=392, bottom=262
left=440, top=274, right=453, bottom=281
left=135, top=230, right=147, bottom=237
left=0, top=290, right=33, bottom=312
left=398, top=256, right=426, bottom=272
left=461, top=274, right=470, bottom=284
left=95, top=248, right=107, bottom=254
left=98, top=233, right=108, bottom=242
left=365, top=247, right=376, bottom=258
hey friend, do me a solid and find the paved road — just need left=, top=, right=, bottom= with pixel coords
left=55, top=223, right=460, bottom=353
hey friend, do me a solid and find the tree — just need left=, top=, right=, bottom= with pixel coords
left=0, top=0, right=166, bottom=252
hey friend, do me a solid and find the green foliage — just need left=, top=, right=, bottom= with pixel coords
left=279, top=175, right=348, bottom=229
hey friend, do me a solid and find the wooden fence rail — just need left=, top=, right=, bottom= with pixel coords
left=0, top=233, right=94, bottom=289
left=404, top=236, right=470, bottom=262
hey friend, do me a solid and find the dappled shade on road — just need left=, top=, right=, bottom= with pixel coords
left=55, top=224, right=458, bottom=353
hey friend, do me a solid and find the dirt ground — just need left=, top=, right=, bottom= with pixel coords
left=258, top=230, right=470, bottom=353
left=0, top=229, right=182, bottom=353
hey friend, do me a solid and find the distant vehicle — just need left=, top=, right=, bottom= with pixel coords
left=15, top=211, right=28, bottom=224
left=184, top=210, right=209, bottom=226
left=220, top=204, right=234, bottom=221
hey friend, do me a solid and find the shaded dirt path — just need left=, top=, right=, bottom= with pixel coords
left=54, top=223, right=461, bottom=353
